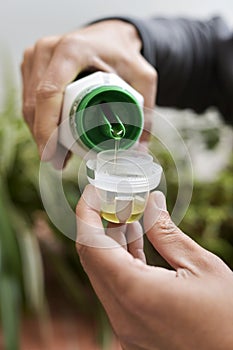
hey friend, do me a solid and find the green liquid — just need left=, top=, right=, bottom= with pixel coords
left=111, top=123, right=125, bottom=139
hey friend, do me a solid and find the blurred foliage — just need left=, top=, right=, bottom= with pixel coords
left=0, top=81, right=45, bottom=349
left=0, top=70, right=232, bottom=349
left=0, top=75, right=112, bottom=348
left=148, top=133, right=233, bottom=269
left=180, top=160, right=233, bottom=266
left=200, top=127, right=220, bottom=149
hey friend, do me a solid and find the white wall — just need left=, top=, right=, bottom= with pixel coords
left=0, top=0, right=233, bottom=107
left=1, top=0, right=233, bottom=68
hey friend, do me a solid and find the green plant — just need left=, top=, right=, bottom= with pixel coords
left=180, top=158, right=233, bottom=267
left=0, top=65, right=112, bottom=349
left=0, top=81, right=44, bottom=349
left=1, top=63, right=232, bottom=349
left=148, top=133, right=233, bottom=269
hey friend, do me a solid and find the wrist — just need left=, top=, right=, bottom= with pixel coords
left=91, top=18, right=142, bottom=51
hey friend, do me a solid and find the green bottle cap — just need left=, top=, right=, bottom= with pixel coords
left=70, top=85, right=143, bottom=152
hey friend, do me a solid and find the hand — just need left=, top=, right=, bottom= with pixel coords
left=76, top=185, right=233, bottom=350
left=21, top=20, right=157, bottom=166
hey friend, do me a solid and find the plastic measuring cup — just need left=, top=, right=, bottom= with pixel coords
left=86, top=150, right=162, bottom=223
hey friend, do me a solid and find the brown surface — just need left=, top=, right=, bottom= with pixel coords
left=0, top=216, right=122, bottom=349
left=19, top=315, right=122, bottom=350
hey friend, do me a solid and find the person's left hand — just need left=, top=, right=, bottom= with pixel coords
left=76, top=185, right=233, bottom=350
left=21, top=20, right=157, bottom=167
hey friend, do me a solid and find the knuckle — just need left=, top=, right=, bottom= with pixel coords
left=142, top=66, right=158, bottom=87
left=35, top=37, right=49, bottom=50
left=156, top=211, right=177, bottom=235
left=198, top=251, right=215, bottom=269
left=198, top=250, right=226, bottom=273
left=35, top=36, right=58, bottom=51
left=23, top=101, right=35, bottom=120
left=121, top=52, right=133, bottom=66
left=59, top=34, right=86, bottom=54
left=49, top=34, right=85, bottom=63
left=36, top=83, right=61, bottom=101
left=60, top=34, right=76, bottom=46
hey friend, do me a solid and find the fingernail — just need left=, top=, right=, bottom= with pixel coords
left=152, top=191, right=167, bottom=210
left=143, top=192, right=167, bottom=233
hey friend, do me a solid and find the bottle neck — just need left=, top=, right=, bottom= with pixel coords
left=70, top=85, right=143, bottom=152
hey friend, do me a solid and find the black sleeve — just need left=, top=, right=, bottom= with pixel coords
left=94, top=16, right=233, bottom=126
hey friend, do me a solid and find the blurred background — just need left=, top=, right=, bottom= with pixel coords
left=0, top=1, right=233, bottom=349
left=1, top=0, right=233, bottom=101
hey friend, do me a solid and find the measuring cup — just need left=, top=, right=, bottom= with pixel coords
left=86, top=150, right=162, bottom=223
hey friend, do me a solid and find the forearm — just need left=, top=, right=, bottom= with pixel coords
left=130, top=17, right=217, bottom=108
left=94, top=16, right=233, bottom=125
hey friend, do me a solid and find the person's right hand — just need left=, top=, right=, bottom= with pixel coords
left=76, top=185, right=233, bottom=350
left=21, top=19, right=157, bottom=166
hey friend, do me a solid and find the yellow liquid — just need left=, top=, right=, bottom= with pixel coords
left=101, top=209, right=144, bottom=223
left=101, top=140, right=146, bottom=223
left=101, top=200, right=146, bottom=223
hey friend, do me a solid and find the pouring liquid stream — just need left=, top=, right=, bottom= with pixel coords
left=114, top=139, right=120, bottom=171
left=101, top=130, right=145, bottom=223
left=110, top=124, right=123, bottom=173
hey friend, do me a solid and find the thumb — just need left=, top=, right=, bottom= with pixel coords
left=143, top=191, right=209, bottom=273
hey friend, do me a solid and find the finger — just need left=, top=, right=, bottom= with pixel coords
left=76, top=185, right=176, bottom=320
left=126, top=221, right=146, bottom=263
left=139, top=108, right=154, bottom=148
left=119, top=54, right=157, bottom=110
left=76, top=185, right=105, bottom=247
left=25, top=37, right=59, bottom=130
left=34, top=53, right=113, bottom=161
left=106, top=222, right=127, bottom=249
left=118, top=54, right=157, bottom=146
left=34, top=35, right=111, bottom=160
left=39, top=114, right=71, bottom=169
left=143, top=191, right=211, bottom=274
left=34, top=37, right=83, bottom=159
left=76, top=185, right=147, bottom=289
left=21, top=46, right=34, bottom=130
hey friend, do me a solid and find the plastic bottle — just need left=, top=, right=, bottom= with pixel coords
left=86, top=149, right=162, bottom=223
left=59, top=72, right=144, bottom=159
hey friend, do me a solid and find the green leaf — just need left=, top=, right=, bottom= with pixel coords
left=15, top=223, right=45, bottom=314
left=0, top=275, right=20, bottom=350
